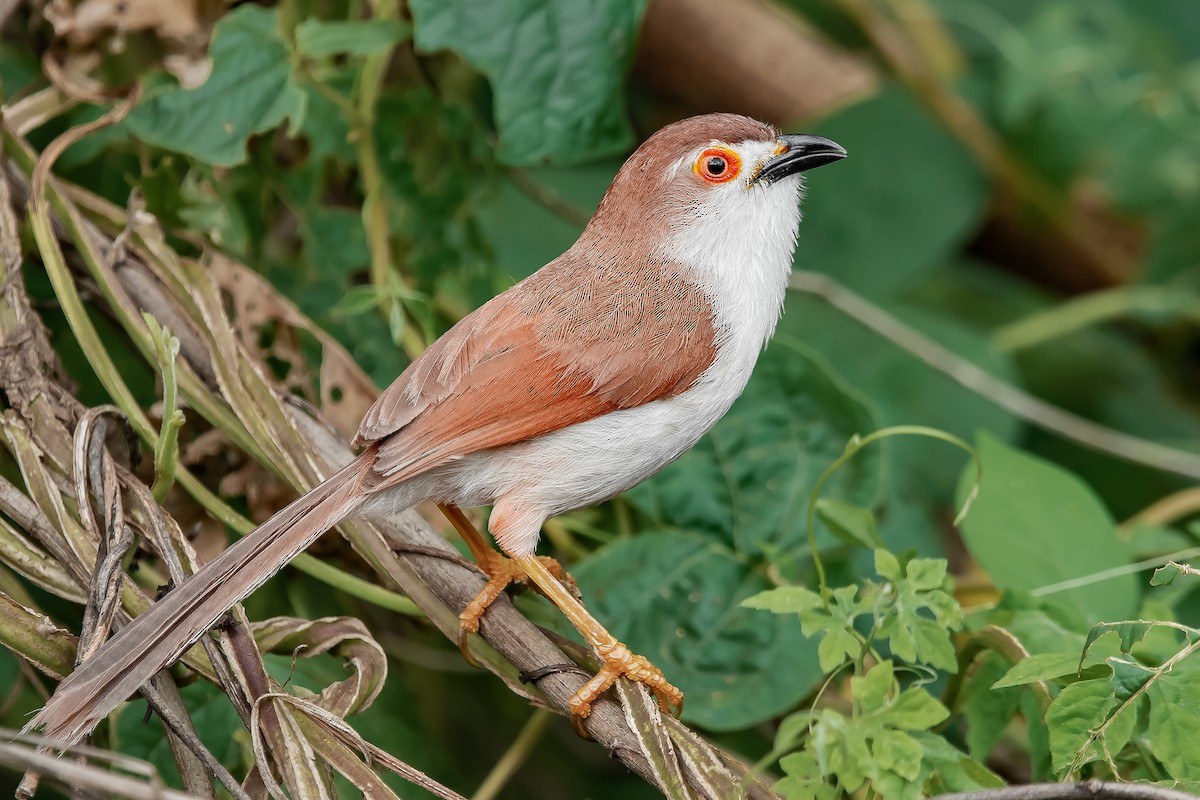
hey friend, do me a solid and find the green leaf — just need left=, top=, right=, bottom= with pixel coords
left=993, top=652, right=1082, bottom=688
left=914, top=732, right=1007, bottom=792
left=876, top=687, right=950, bottom=731
left=816, top=499, right=884, bottom=549
left=1107, top=656, right=1154, bottom=703
left=777, top=751, right=839, bottom=800
left=956, top=434, right=1138, bottom=623
left=1151, top=563, right=1183, bottom=586
left=961, top=653, right=1022, bottom=760
left=873, top=729, right=924, bottom=781
left=1147, top=670, right=1200, bottom=780
left=851, top=660, right=896, bottom=714
left=295, top=19, right=412, bottom=56
left=409, top=0, right=646, bottom=165
left=740, top=585, right=824, bottom=615
left=127, top=6, right=306, bottom=166
left=1044, top=677, right=1136, bottom=774
left=628, top=342, right=880, bottom=557
left=799, top=86, right=989, bottom=297
left=574, top=531, right=822, bottom=731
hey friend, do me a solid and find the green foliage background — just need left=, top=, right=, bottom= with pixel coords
left=4, top=0, right=1200, bottom=797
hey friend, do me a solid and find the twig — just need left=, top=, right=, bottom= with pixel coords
left=788, top=271, right=1200, bottom=482
left=934, top=779, right=1200, bottom=800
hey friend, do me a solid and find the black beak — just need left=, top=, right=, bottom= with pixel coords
left=752, top=134, right=847, bottom=185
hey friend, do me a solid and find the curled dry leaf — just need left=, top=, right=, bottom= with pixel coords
left=250, top=616, right=388, bottom=718
left=207, top=253, right=379, bottom=442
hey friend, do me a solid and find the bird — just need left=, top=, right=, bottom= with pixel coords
left=29, top=113, right=846, bottom=744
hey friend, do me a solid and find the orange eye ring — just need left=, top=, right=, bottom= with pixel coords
left=694, top=147, right=741, bottom=184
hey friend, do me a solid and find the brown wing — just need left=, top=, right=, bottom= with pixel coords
left=355, top=254, right=718, bottom=483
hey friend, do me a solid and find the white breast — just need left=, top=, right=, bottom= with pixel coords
left=399, top=176, right=805, bottom=554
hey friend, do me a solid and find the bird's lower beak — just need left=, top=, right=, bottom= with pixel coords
left=753, top=134, right=847, bottom=185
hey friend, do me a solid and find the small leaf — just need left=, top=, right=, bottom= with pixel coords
left=905, top=558, right=948, bottom=592
left=993, top=653, right=1082, bottom=688
left=877, top=687, right=950, bottom=731
left=295, top=19, right=412, bottom=57
left=741, top=585, right=824, bottom=615
left=874, top=549, right=902, bottom=582
left=1150, top=563, right=1183, bottom=586
left=1107, top=656, right=1154, bottom=703
left=851, top=660, right=896, bottom=714
left=873, top=730, right=924, bottom=781
left=816, top=499, right=884, bottom=549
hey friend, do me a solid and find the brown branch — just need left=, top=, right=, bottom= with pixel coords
left=935, top=780, right=1200, bottom=800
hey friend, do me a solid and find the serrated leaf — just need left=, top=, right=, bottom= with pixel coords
left=993, top=652, right=1083, bottom=688
left=816, top=499, right=884, bottom=549
left=295, top=19, right=412, bottom=57
left=876, top=687, right=949, bottom=731
left=851, top=660, right=896, bottom=714
left=409, top=0, right=645, bottom=165
left=574, top=531, right=821, bottom=731
left=1044, top=677, right=1136, bottom=774
left=874, top=730, right=924, bottom=781
left=1081, top=620, right=1191, bottom=662
left=956, top=434, right=1137, bottom=623
left=628, top=342, right=880, bottom=557
left=905, top=558, right=948, bottom=592
left=741, top=585, right=824, bottom=615
left=874, top=549, right=903, bottom=582
left=127, top=6, right=305, bottom=166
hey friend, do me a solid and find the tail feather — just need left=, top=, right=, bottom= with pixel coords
left=29, top=459, right=369, bottom=745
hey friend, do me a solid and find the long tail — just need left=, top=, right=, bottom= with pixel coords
left=28, top=458, right=370, bottom=745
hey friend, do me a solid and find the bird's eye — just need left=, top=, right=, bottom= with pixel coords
left=694, top=147, right=740, bottom=184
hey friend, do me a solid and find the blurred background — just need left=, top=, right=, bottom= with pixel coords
left=3, top=0, right=1200, bottom=797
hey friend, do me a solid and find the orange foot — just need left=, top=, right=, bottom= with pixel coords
left=571, top=638, right=684, bottom=720
left=457, top=549, right=577, bottom=657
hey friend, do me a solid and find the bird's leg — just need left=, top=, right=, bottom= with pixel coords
left=438, top=504, right=575, bottom=657
left=513, top=554, right=684, bottom=724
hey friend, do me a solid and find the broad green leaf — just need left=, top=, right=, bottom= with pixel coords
left=628, top=342, right=880, bottom=557
left=799, top=86, right=989, bottom=297
left=1044, top=676, right=1136, bottom=774
left=295, top=19, right=412, bottom=57
left=409, top=0, right=645, bottom=165
left=956, top=434, right=1138, bottom=623
left=127, top=6, right=305, bottom=166
left=993, top=652, right=1082, bottom=688
left=1147, top=671, right=1200, bottom=780
left=961, top=653, right=1022, bottom=759
left=574, top=531, right=821, bottom=731
left=1081, top=620, right=1197, bottom=662
left=816, top=499, right=883, bottom=549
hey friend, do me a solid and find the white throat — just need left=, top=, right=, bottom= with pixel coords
left=664, top=175, right=803, bottom=368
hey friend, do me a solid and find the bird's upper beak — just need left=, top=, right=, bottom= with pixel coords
left=752, top=134, right=847, bottom=186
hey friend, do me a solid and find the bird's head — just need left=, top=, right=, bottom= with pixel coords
left=580, top=113, right=845, bottom=270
